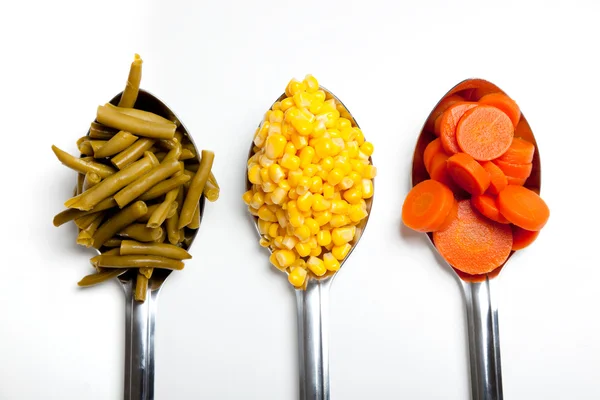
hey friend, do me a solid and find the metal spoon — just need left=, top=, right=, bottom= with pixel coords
left=411, top=78, right=541, bottom=400
left=88, top=89, right=205, bottom=400
left=247, top=88, right=374, bottom=400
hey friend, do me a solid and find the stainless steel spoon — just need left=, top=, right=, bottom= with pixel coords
left=89, top=89, right=205, bottom=400
left=411, top=78, right=541, bottom=400
left=247, top=88, right=374, bottom=400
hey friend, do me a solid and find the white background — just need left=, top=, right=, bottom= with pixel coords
left=1, top=0, right=599, bottom=399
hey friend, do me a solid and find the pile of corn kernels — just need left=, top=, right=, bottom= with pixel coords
left=244, top=75, right=376, bottom=288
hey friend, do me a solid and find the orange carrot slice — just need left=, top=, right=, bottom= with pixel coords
left=423, top=138, right=444, bottom=174
left=478, top=92, right=521, bottom=127
left=493, top=159, right=532, bottom=179
left=402, top=180, right=456, bottom=232
left=497, top=137, right=535, bottom=164
left=497, top=185, right=550, bottom=231
left=446, top=153, right=490, bottom=195
left=425, top=94, right=464, bottom=134
left=433, top=200, right=513, bottom=275
left=471, top=194, right=510, bottom=224
left=428, top=152, right=455, bottom=189
left=506, top=176, right=527, bottom=186
left=456, top=105, right=514, bottom=161
left=480, top=161, right=507, bottom=195
left=437, top=198, right=458, bottom=232
left=439, top=102, right=478, bottom=154
left=511, top=225, right=540, bottom=250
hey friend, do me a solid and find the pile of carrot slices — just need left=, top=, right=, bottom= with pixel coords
left=403, top=90, right=549, bottom=276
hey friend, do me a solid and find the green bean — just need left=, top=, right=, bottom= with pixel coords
left=111, top=138, right=155, bottom=170
left=114, top=158, right=182, bottom=208
left=83, top=172, right=101, bottom=191
left=89, top=122, right=117, bottom=139
left=76, top=173, right=85, bottom=196
left=153, top=227, right=167, bottom=243
left=74, top=212, right=102, bottom=229
left=185, top=164, right=219, bottom=188
left=204, top=180, right=220, bottom=202
left=89, top=140, right=107, bottom=154
left=94, top=131, right=138, bottom=158
left=137, top=174, right=190, bottom=202
left=118, top=54, right=142, bottom=108
left=120, top=240, right=191, bottom=260
left=139, top=267, right=153, bottom=279
left=76, top=213, right=104, bottom=247
left=92, top=201, right=148, bottom=249
left=179, top=149, right=195, bottom=161
left=78, top=268, right=127, bottom=287
left=119, top=223, right=162, bottom=242
left=52, top=145, right=116, bottom=178
left=164, top=142, right=182, bottom=161
left=147, top=188, right=178, bottom=228
left=77, top=138, right=94, bottom=156
left=135, top=273, right=148, bottom=302
left=103, top=238, right=122, bottom=247
left=179, top=150, right=214, bottom=229
left=96, top=105, right=176, bottom=140
left=105, top=103, right=175, bottom=126
left=65, top=155, right=155, bottom=210
left=154, top=152, right=167, bottom=162
left=91, top=255, right=184, bottom=270
left=188, top=203, right=201, bottom=229
left=53, top=197, right=117, bottom=227
left=166, top=187, right=183, bottom=245
left=182, top=143, right=197, bottom=157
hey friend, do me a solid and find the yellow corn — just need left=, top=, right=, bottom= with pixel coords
left=248, top=164, right=262, bottom=184
left=297, top=192, right=314, bottom=212
left=265, top=134, right=286, bottom=159
left=271, top=187, right=287, bottom=205
left=343, top=186, right=363, bottom=205
left=320, top=156, right=334, bottom=172
left=286, top=78, right=306, bottom=97
left=305, top=218, right=320, bottom=235
left=323, top=252, right=341, bottom=271
left=242, top=190, right=253, bottom=205
left=315, top=138, right=334, bottom=158
left=296, top=176, right=311, bottom=195
left=313, top=90, right=326, bottom=103
left=282, top=235, right=299, bottom=250
left=298, top=147, right=315, bottom=167
left=269, top=253, right=285, bottom=270
left=338, top=177, right=354, bottom=190
left=288, top=190, right=299, bottom=200
left=295, top=242, right=311, bottom=257
left=330, top=214, right=350, bottom=228
left=250, top=192, right=265, bottom=209
left=363, top=164, right=377, bottom=179
left=331, top=226, right=356, bottom=246
left=349, top=204, right=368, bottom=222
left=278, top=179, right=291, bottom=191
left=262, top=181, right=275, bottom=193
left=330, top=199, right=349, bottom=215
left=288, top=170, right=303, bottom=187
left=257, top=205, right=277, bottom=222
left=291, top=133, right=308, bottom=150
left=274, top=249, right=296, bottom=267
left=257, top=219, right=271, bottom=235
left=361, top=179, right=374, bottom=199
left=259, top=238, right=271, bottom=248
left=310, top=246, right=322, bottom=257
left=313, top=210, right=332, bottom=226
left=332, top=243, right=352, bottom=260
left=303, top=74, right=319, bottom=92
left=288, top=266, right=307, bottom=287
left=284, top=141, right=296, bottom=155
left=322, top=183, right=335, bottom=199
left=350, top=159, right=366, bottom=174
left=294, top=224, right=311, bottom=241
left=326, top=168, right=344, bottom=186
left=280, top=153, right=301, bottom=170
left=280, top=97, right=295, bottom=112
left=316, top=230, right=332, bottom=246
left=360, top=141, right=374, bottom=157
left=268, top=164, right=285, bottom=184
left=306, top=256, right=327, bottom=276
left=259, top=167, right=270, bottom=184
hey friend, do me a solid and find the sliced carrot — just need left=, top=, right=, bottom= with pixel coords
left=425, top=94, right=464, bottom=134
left=439, top=102, right=478, bottom=154
left=480, top=161, right=507, bottom=195
left=511, top=225, right=540, bottom=250
left=437, top=197, right=458, bottom=232
left=497, top=137, right=535, bottom=164
left=506, top=176, right=527, bottom=186
left=446, top=153, right=490, bottom=195
left=433, top=200, right=513, bottom=275
left=478, top=92, right=521, bottom=127
left=423, top=138, right=444, bottom=174
left=402, top=179, right=456, bottom=232
left=456, top=105, right=514, bottom=161
left=497, top=185, right=550, bottom=231
left=428, top=152, right=455, bottom=189
left=471, top=194, right=510, bottom=224
left=493, top=159, right=532, bottom=179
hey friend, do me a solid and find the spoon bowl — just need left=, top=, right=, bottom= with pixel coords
left=411, top=78, right=541, bottom=399
left=246, top=86, right=374, bottom=399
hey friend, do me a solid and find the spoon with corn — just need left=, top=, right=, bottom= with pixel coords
left=245, top=77, right=375, bottom=400
left=411, top=78, right=541, bottom=400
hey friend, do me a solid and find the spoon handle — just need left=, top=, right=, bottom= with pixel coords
left=122, top=280, right=159, bottom=400
left=295, top=278, right=333, bottom=400
left=461, top=277, right=503, bottom=400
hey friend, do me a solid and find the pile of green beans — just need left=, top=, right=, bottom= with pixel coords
left=52, top=54, right=219, bottom=302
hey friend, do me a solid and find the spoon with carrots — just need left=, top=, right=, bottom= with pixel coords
left=403, top=79, right=549, bottom=400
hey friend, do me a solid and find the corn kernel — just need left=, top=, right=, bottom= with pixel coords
left=288, top=266, right=307, bottom=287
left=259, top=167, right=271, bottom=184
left=349, top=204, right=368, bottom=222
left=259, top=155, right=275, bottom=168
left=291, top=259, right=306, bottom=269
left=242, top=190, right=253, bottom=205
left=303, top=74, right=319, bottom=93
left=328, top=129, right=341, bottom=138
left=332, top=226, right=356, bottom=246
left=312, top=120, right=327, bottom=138
left=293, top=92, right=312, bottom=108
left=262, top=182, right=275, bottom=193
left=294, top=224, right=311, bottom=241
left=286, top=78, right=306, bottom=97
left=309, top=101, right=323, bottom=116
left=297, top=176, right=311, bottom=193
left=274, top=249, right=296, bottom=267
left=280, top=153, right=301, bottom=170
left=275, top=209, right=287, bottom=228
left=289, top=132, right=307, bottom=150
left=282, top=235, right=299, bottom=250
left=278, top=179, right=291, bottom=191
left=337, top=118, right=351, bottom=131
left=320, top=157, right=334, bottom=172
left=317, top=110, right=340, bottom=129
left=330, top=214, right=350, bottom=228
left=311, top=194, right=330, bottom=212
left=292, top=109, right=315, bottom=136
left=288, top=190, right=299, bottom=200
left=332, top=243, right=352, bottom=260
left=330, top=199, right=349, bottom=214
left=314, top=90, right=326, bottom=103
left=348, top=171, right=362, bottom=185
left=248, top=206, right=259, bottom=216
left=250, top=192, right=265, bottom=209
left=281, top=142, right=294, bottom=156
left=346, top=141, right=359, bottom=158
left=280, top=97, right=295, bottom=112
left=295, top=242, right=311, bottom=257
left=350, top=159, right=366, bottom=174
left=288, top=170, right=303, bottom=187
left=269, top=252, right=285, bottom=270
left=267, top=164, right=284, bottom=183
left=306, top=256, right=327, bottom=276
left=268, top=122, right=282, bottom=136
left=301, top=209, right=312, bottom=218
left=363, top=165, right=377, bottom=179
left=310, top=176, right=323, bottom=193
left=307, top=236, right=318, bottom=249
left=323, top=183, right=335, bottom=199
left=323, top=252, right=340, bottom=271
left=361, top=179, right=374, bottom=199
left=310, top=246, right=322, bottom=257
left=317, top=230, right=332, bottom=246
left=297, top=192, right=314, bottom=212
left=360, top=141, right=374, bottom=157
left=344, top=186, right=363, bottom=204
left=315, top=138, right=334, bottom=158
left=326, top=168, right=344, bottom=186
left=354, top=128, right=365, bottom=145
left=332, top=192, right=342, bottom=200
left=265, top=134, right=286, bottom=159
left=298, top=146, right=315, bottom=168
left=257, top=205, right=277, bottom=222
left=338, top=177, right=354, bottom=190
left=325, top=242, right=334, bottom=251
left=314, top=210, right=332, bottom=226
left=305, top=218, right=320, bottom=235
left=288, top=208, right=305, bottom=227
left=270, top=187, right=287, bottom=205
left=248, top=164, right=262, bottom=184
left=334, top=157, right=352, bottom=176
left=259, top=237, right=271, bottom=248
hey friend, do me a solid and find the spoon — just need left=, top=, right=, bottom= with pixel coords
left=411, top=78, right=541, bottom=400
left=247, top=88, right=374, bottom=400
left=90, top=89, right=205, bottom=400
